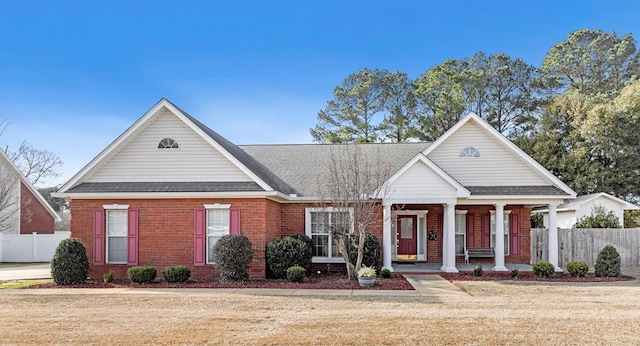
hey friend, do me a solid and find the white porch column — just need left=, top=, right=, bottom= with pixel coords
left=382, top=203, right=393, bottom=271
left=548, top=203, right=562, bottom=271
left=493, top=203, right=508, bottom=271
left=440, top=205, right=448, bottom=271
left=444, top=203, right=458, bottom=273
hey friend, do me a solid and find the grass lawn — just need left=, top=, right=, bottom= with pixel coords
left=1, top=280, right=639, bottom=345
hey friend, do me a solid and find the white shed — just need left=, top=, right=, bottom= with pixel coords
left=533, top=193, right=640, bottom=228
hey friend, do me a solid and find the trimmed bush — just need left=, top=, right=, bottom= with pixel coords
left=266, top=236, right=312, bottom=279
left=212, top=234, right=253, bottom=282
left=51, top=238, right=89, bottom=285
left=380, top=268, right=392, bottom=279
left=510, top=268, right=519, bottom=278
left=594, top=245, right=621, bottom=277
left=533, top=261, right=555, bottom=278
left=566, top=261, right=589, bottom=277
left=128, top=266, right=157, bottom=284
left=347, top=233, right=381, bottom=268
left=103, top=270, right=114, bottom=283
left=473, top=265, right=483, bottom=277
left=162, top=265, right=191, bottom=283
left=286, top=266, right=306, bottom=283
left=289, top=234, right=314, bottom=253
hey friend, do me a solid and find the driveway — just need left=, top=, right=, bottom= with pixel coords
left=0, top=263, right=51, bottom=280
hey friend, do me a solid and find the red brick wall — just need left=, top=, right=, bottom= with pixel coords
left=70, top=198, right=281, bottom=280
left=20, top=182, right=55, bottom=234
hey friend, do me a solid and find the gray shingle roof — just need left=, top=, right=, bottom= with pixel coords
left=239, top=142, right=432, bottom=196
left=165, top=99, right=296, bottom=195
left=466, top=186, right=568, bottom=196
left=67, top=182, right=264, bottom=193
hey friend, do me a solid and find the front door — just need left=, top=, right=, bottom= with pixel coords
left=396, top=215, right=417, bottom=261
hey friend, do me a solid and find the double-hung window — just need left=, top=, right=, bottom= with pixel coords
left=106, top=209, right=128, bottom=263
left=305, top=207, right=354, bottom=262
left=490, top=211, right=511, bottom=255
left=455, top=211, right=467, bottom=255
left=205, top=205, right=231, bottom=263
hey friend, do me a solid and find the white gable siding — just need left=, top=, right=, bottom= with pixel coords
left=427, top=121, right=548, bottom=186
left=87, top=108, right=252, bottom=182
left=0, top=158, right=20, bottom=234
left=388, top=161, right=457, bottom=199
left=576, top=198, right=625, bottom=227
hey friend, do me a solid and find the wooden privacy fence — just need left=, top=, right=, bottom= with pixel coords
left=531, top=228, right=640, bottom=267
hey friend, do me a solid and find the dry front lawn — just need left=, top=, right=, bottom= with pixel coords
left=2, top=280, right=639, bottom=345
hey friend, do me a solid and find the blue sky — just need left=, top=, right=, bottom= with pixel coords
left=1, top=0, right=639, bottom=187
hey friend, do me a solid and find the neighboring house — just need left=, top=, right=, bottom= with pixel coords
left=533, top=193, right=640, bottom=228
left=0, top=149, right=59, bottom=235
left=54, top=99, right=576, bottom=279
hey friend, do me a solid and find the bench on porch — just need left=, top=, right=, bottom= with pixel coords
left=464, top=247, right=495, bottom=264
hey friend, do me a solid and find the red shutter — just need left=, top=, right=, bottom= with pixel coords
left=466, top=214, right=475, bottom=248
left=230, top=208, right=241, bottom=235
left=127, top=210, right=139, bottom=266
left=482, top=214, right=490, bottom=247
left=93, top=210, right=105, bottom=265
left=510, top=213, right=520, bottom=256
left=437, top=213, right=443, bottom=257
left=194, top=209, right=206, bottom=266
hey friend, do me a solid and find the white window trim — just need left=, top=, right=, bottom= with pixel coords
left=460, top=146, right=480, bottom=158
left=455, top=210, right=467, bottom=255
left=490, top=210, right=512, bottom=255
left=105, top=209, right=128, bottom=264
left=103, top=204, right=129, bottom=210
left=305, top=207, right=354, bottom=263
left=205, top=206, right=231, bottom=264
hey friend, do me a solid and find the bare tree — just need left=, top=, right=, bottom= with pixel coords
left=316, top=144, right=391, bottom=280
left=5, top=141, right=62, bottom=186
left=0, top=164, right=19, bottom=233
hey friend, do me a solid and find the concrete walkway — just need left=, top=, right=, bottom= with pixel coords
left=0, top=263, right=51, bottom=281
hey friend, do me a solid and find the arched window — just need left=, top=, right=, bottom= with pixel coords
left=158, top=137, right=179, bottom=149
left=460, top=146, right=479, bottom=158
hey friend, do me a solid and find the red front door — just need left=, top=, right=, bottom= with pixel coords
left=397, top=215, right=417, bottom=261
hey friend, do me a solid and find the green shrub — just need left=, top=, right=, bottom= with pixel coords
left=533, top=261, right=555, bottom=278
left=510, top=268, right=519, bottom=278
left=473, top=265, right=483, bottom=277
left=127, top=266, right=157, bottom=284
left=594, top=245, right=621, bottom=277
left=566, top=261, right=589, bottom=277
left=380, top=268, right=392, bottom=278
left=346, top=233, right=381, bottom=268
left=212, top=234, right=253, bottom=282
left=162, top=265, right=191, bottom=283
left=289, top=234, right=314, bottom=253
left=266, top=236, right=312, bottom=279
left=50, top=238, right=89, bottom=285
left=286, top=266, right=306, bottom=283
left=103, top=270, right=114, bottom=283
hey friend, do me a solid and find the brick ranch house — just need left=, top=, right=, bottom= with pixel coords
left=54, top=99, right=576, bottom=280
left=0, top=148, right=59, bottom=235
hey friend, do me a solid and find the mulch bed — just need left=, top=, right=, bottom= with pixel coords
left=439, top=271, right=635, bottom=282
left=25, top=273, right=415, bottom=290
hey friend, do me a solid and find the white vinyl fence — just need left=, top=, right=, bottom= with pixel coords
left=531, top=228, right=640, bottom=267
left=0, top=231, right=70, bottom=262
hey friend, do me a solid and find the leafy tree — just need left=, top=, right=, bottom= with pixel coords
left=414, top=59, right=475, bottom=140
left=380, top=71, right=417, bottom=142
left=624, top=210, right=640, bottom=228
left=311, top=68, right=389, bottom=143
left=573, top=205, right=621, bottom=228
left=38, top=186, right=67, bottom=213
left=541, top=29, right=639, bottom=97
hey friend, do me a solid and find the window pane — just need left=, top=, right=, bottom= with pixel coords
left=455, top=234, right=465, bottom=255
left=207, top=209, right=230, bottom=235
left=504, top=234, right=509, bottom=255
left=312, top=235, right=329, bottom=257
left=107, top=210, right=128, bottom=236
left=108, top=236, right=127, bottom=263
left=311, top=212, right=329, bottom=234
left=455, top=214, right=466, bottom=235
left=332, top=212, right=351, bottom=233
left=207, top=235, right=223, bottom=262
left=400, top=218, right=413, bottom=239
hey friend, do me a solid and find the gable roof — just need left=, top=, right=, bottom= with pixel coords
left=0, top=149, right=60, bottom=221
left=423, top=112, right=576, bottom=198
left=56, top=98, right=295, bottom=195
left=535, top=193, right=640, bottom=212
left=240, top=142, right=430, bottom=196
